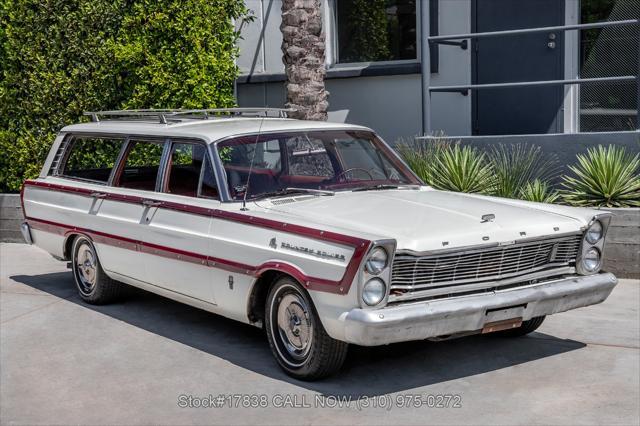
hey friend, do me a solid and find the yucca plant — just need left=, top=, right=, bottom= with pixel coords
left=488, top=144, right=560, bottom=199
left=562, top=145, right=640, bottom=208
left=395, top=136, right=450, bottom=186
left=519, top=179, right=560, bottom=203
left=430, top=144, right=495, bottom=193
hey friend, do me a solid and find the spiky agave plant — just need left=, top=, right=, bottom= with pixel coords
left=519, top=179, right=560, bottom=203
left=562, top=145, right=640, bottom=208
left=395, top=136, right=450, bottom=186
left=488, top=144, right=560, bottom=199
left=430, top=144, right=495, bottom=193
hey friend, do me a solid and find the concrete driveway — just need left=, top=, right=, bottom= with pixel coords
left=1, top=243, right=638, bottom=425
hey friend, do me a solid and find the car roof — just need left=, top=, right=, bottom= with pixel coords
left=61, top=118, right=371, bottom=144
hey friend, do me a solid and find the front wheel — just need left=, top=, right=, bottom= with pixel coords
left=265, top=277, right=348, bottom=380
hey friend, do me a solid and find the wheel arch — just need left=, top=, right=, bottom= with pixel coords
left=63, top=232, right=81, bottom=260
left=247, top=269, right=284, bottom=325
left=246, top=263, right=317, bottom=326
left=63, top=231, right=94, bottom=260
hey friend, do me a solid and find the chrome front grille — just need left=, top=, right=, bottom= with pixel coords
left=389, top=234, right=582, bottom=302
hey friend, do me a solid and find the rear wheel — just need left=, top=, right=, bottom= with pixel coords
left=497, top=316, right=546, bottom=337
left=71, top=236, right=122, bottom=304
left=265, top=276, right=348, bottom=380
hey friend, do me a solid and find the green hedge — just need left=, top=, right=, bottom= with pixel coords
left=0, top=0, right=249, bottom=192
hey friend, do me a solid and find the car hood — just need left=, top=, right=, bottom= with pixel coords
left=257, top=188, right=590, bottom=251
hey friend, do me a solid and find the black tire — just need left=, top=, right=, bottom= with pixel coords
left=496, top=316, right=546, bottom=337
left=265, top=276, right=348, bottom=380
left=71, top=236, right=123, bottom=304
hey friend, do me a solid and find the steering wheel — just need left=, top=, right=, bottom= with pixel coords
left=334, top=167, right=375, bottom=183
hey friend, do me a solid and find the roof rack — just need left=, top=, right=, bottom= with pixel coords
left=83, top=108, right=294, bottom=124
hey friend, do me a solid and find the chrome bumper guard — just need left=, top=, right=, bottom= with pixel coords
left=344, top=273, right=617, bottom=346
left=20, top=222, right=33, bottom=245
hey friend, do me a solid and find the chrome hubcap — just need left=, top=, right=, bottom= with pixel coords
left=276, top=293, right=313, bottom=362
left=75, top=243, right=97, bottom=294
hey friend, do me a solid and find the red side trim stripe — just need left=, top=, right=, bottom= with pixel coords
left=23, top=180, right=372, bottom=294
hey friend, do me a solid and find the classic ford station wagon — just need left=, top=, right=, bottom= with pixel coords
left=21, top=108, right=617, bottom=379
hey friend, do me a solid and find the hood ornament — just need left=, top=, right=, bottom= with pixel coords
left=481, top=214, right=496, bottom=223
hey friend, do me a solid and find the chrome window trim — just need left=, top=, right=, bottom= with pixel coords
left=54, top=131, right=222, bottom=199
left=210, top=127, right=423, bottom=203
left=55, top=133, right=128, bottom=186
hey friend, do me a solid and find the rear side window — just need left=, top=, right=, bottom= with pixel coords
left=61, top=136, right=125, bottom=183
left=115, top=140, right=165, bottom=191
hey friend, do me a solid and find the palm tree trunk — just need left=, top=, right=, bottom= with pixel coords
left=280, top=0, right=328, bottom=121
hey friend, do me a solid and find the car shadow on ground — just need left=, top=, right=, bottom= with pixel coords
left=11, top=272, right=586, bottom=398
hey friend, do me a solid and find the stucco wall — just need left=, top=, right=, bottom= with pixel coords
left=421, top=131, right=640, bottom=178
left=235, top=0, right=473, bottom=141
left=237, top=75, right=424, bottom=144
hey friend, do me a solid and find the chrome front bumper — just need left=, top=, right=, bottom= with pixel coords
left=343, top=273, right=618, bottom=346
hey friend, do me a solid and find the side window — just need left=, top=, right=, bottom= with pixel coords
left=219, top=137, right=282, bottom=199
left=165, top=142, right=216, bottom=199
left=115, top=140, right=164, bottom=191
left=199, top=154, right=219, bottom=199
left=61, top=136, right=124, bottom=183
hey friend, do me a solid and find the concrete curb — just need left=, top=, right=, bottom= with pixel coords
left=602, top=208, right=640, bottom=279
left=0, top=194, right=24, bottom=243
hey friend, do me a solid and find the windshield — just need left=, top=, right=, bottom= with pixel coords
left=217, top=130, right=420, bottom=200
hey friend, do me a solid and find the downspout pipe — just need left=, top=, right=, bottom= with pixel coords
left=420, top=0, right=431, bottom=136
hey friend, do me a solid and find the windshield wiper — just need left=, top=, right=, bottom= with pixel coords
left=253, top=187, right=334, bottom=200
left=352, top=184, right=422, bottom=192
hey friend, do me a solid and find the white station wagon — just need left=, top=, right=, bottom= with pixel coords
left=21, top=108, right=617, bottom=380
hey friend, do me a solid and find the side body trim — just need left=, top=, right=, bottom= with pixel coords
left=22, top=180, right=372, bottom=294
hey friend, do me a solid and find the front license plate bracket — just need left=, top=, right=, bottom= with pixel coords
left=482, top=317, right=523, bottom=334
left=482, top=304, right=526, bottom=333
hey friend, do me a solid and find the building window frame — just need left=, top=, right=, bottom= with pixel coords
left=325, top=0, right=422, bottom=69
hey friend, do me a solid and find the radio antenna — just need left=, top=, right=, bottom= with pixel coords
left=241, top=116, right=265, bottom=211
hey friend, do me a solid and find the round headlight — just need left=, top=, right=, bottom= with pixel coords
left=365, top=247, right=388, bottom=275
left=362, top=278, right=386, bottom=306
left=582, top=247, right=601, bottom=272
left=586, top=221, right=603, bottom=244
